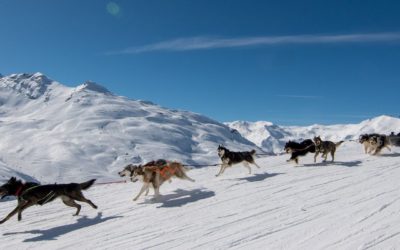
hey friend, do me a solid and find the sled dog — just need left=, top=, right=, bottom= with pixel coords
left=118, top=160, right=195, bottom=201
left=216, top=145, right=260, bottom=176
left=284, top=139, right=316, bottom=164
left=313, top=136, right=344, bottom=162
left=0, top=177, right=97, bottom=224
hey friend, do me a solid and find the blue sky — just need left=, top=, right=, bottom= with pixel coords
left=0, top=0, right=399, bottom=125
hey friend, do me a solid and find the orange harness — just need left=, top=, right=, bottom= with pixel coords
left=147, top=165, right=177, bottom=179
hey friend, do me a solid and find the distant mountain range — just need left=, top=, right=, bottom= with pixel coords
left=226, top=115, right=400, bottom=153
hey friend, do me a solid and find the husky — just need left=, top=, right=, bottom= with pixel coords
left=216, top=145, right=260, bottom=177
left=0, top=177, right=97, bottom=224
left=359, top=134, right=377, bottom=154
left=368, top=134, right=391, bottom=155
left=358, top=134, right=385, bottom=154
left=118, top=160, right=195, bottom=201
left=284, top=139, right=316, bottom=164
left=313, top=136, right=344, bottom=163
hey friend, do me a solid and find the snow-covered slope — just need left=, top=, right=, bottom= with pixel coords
left=227, top=115, right=400, bottom=153
left=1, top=143, right=400, bottom=249
left=0, top=73, right=256, bottom=183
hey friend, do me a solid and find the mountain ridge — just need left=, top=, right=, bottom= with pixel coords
left=226, top=115, right=400, bottom=153
left=0, top=73, right=257, bottom=182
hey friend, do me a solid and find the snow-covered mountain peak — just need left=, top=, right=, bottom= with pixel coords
left=0, top=72, right=257, bottom=182
left=75, top=80, right=111, bottom=95
left=0, top=72, right=54, bottom=99
left=366, top=115, right=398, bottom=124
left=227, top=115, right=400, bottom=153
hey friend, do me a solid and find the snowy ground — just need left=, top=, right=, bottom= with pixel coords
left=1, top=142, right=400, bottom=250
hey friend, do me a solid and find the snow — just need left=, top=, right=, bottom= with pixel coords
left=1, top=73, right=400, bottom=249
left=1, top=144, right=400, bottom=249
left=0, top=73, right=256, bottom=183
left=227, top=116, right=400, bottom=153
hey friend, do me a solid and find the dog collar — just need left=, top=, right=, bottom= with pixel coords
left=15, top=185, right=24, bottom=197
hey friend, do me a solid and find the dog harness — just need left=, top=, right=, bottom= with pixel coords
left=14, top=184, right=24, bottom=197
left=16, top=185, right=54, bottom=205
left=148, top=165, right=176, bottom=179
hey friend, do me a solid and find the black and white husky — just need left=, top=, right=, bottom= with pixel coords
left=216, top=145, right=260, bottom=177
left=284, top=139, right=316, bottom=164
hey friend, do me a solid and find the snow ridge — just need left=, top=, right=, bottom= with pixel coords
left=0, top=73, right=53, bottom=99
left=227, top=115, right=400, bottom=153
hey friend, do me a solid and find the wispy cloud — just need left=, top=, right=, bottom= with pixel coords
left=107, top=32, right=400, bottom=54
left=276, top=95, right=323, bottom=99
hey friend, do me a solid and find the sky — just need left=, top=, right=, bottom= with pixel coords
left=0, top=0, right=399, bottom=125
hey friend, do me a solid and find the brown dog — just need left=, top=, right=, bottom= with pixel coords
left=313, top=136, right=344, bottom=162
left=119, top=160, right=195, bottom=201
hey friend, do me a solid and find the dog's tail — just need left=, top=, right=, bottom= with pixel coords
left=250, top=149, right=256, bottom=155
left=80, top=179, right=96, bottom=190
left=335, top=141, right=345, bottom=148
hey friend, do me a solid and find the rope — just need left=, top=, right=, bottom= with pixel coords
left=288, top=143, right=316, bottom=152
left=182, top=163, right=221, bottom=168
left=20, top=185, right=40, bottom=197
left=255, top=153, right=272, bottom=156
left=95, top=180, right=127, bottom=185
left=255, top=153, right=284, bottom=156
left=40, top=191, right=56, bottom=205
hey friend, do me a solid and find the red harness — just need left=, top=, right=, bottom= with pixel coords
left=148, top=165, right=177, bottom=179
left=15, top=184, right=24, bottom=197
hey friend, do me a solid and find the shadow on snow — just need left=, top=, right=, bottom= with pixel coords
left=235, top=172, right=283, bottom=182
left=140, top=188, right=215, bottom=208
left=379, top=153, right=400, bottom=157
left=3, top=212, right=122, bottom=242
left=302, top=160, right=363, bottom=168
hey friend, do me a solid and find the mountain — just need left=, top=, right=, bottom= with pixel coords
left=226, top=115, right=400, bottom=153
left=0, top=73, right=256, bottom=182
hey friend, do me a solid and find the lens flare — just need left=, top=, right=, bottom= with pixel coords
left=106, top=2, right=120, bottom=16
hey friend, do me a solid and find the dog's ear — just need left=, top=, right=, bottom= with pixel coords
left=10, top=177, right=16, bottom=183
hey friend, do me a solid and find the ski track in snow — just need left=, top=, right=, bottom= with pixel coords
left=1, top=143, right=400, bottom=249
